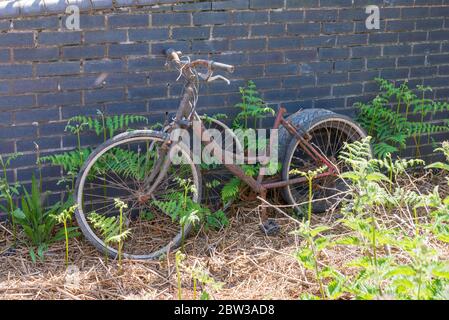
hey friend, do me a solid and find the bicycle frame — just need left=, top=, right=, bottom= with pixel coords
left=142, top=50, right=339, bottom=202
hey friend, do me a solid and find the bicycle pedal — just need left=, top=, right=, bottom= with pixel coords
left=260, top=218, right=280, bottom=236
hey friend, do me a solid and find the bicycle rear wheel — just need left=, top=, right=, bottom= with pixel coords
left=281, top=109, right=368, bottom=213
left=74, top=130, right=201, bottom=260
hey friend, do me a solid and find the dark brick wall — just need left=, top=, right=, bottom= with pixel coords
left=1, top=0, right=449, bottom=202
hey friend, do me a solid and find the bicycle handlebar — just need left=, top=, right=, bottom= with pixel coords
left=210, top=61, right=234, bottom=73
left=165, top=48, right=234, bottom=73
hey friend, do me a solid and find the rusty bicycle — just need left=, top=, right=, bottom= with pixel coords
left=74, top=49, right=368, bottom=260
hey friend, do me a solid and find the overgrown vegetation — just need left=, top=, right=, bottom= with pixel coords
left=292, top=138, right=449, bottom=300
left=356, top=78, right=449, bottom=158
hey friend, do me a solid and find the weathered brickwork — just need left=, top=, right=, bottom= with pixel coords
left=0, top=0, right=449, bottom=202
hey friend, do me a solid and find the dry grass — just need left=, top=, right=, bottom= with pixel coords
left=1, top=171, right=448, bottom=300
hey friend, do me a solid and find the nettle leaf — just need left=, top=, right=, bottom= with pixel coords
left=366, top=172, right=390, bottom=182
left=385, top=266, right=416, bottom=278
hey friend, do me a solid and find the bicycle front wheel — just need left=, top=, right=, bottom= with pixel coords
left=74, top=130, right=201, bottom=260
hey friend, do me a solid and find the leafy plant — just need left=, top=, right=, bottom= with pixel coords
left=233, top=80, right=274, bottom=130
left=0, top=152, right=22, bottom=242
left=88, top=209, right=130, bottom=267
left=356, top=78, right=449, bottom=158
left=67, top=110, right=148, bottom=141
left=12, top=176, right=76, bottom=262
left=289, top=166, right=327, bottom=222
left=51, top=205, right=78, bottom=267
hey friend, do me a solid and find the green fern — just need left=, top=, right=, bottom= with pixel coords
left=221, top=177, right=241, bottom=204
left=232, top=80, right=274, bottom=130
left=88, top=212, right=130, bottom=249
left=356, top=78, right=449, bottom=158
left=68, top=111, right=148, bottom=140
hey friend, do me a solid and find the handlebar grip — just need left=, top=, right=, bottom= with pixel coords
left=211, top=61, right=235, bottom=73
left=165, top=48, right=181, bottom=61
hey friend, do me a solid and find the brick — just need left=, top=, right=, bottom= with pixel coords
left=430, top=30, right=449, bottom=41
left=270, top=10, right=304, bottom=23
left=13, top=17, right=59, bottom=30
left=380, top=68, right=410, bottom=80
left=0, top=33, right=33, bottom=47
left=36, top=62, right=80, bottom=76
left=14, top=48, right=59, bottom=62
left=335, top=59, right=364, bottom=71
left=39, top=32, right=81, bottom=45
left=287, top=23, right=321, bottom=35
left=59, top=76, right=101, bottom=90
left=231, top=38, right=266, bottom=51
left=84, top=30, right=127, bottom=44
left=333, top=83, right=363, bottom=96
left=128, top=86, right=167, bottom=100
left=108, top=43, right=149, bottom=58
left=63, top=45, right=106, bottom=59
left=0, top=49, right=10, bottom=63
left=128, top=28, right=169, bottom=41
left=319, top=47, right=349, bottom=59
left=251, top=24, right=285, bottom=36
left=399, top=32, right=428, bottom=42
left=286, top=0, right=319, bottom=8
left=13, top=78, right=57, bottom=94
left=105, top=101, right=147, bottom=115
left=192, top=40, right=229, bottom=53
left=413, top=43, right=441, bottom=54
left=305, top=9, right=338, bottom=21
left=249, top=0, right=284, bottom=9
left=300, top=61, right=333, bottom=73
left=84, top=60, right=125, bottom=73
left=285, top=49, right=317, bottom=62
left=302, top=35, right=336, bottom=47
left=299, top=86, right=331, bottom=98
left=321, top=0, right=353, bottom=6
left=232, top=12, right=268, bottom=24
left=337, top=34, right=367, bottom=45
left=352, top=46, right=381, bottom=58
left=383, top=45, right=412, bottom=56
left=249, top=52, right=284, bottom=64
left=152, top=13, right=191, bottom=26
left=173, top=27, right=210, bottom=39
left=85, top=88, right=125, bottom=104
left=0, top=65, right=33, bottom=79
left=367, top=58, right=396, bottom=69
left=265, top=63, right=298, bottom=76
left=213, top=0, right=249, bottom=10
left=108, top=14, right=149, bottom=28
left=410, top=67, right=438, bottom=78
left=369, top=33, right=398, bottom=44
left=402, top=7, right=429, bottom=19
left=0, top=125, right=36, bottom=140
left=213, top=25, right=248, bottom=38
left=323, top=22, right=354, bottom=33
left=317, top=73, right=348, bottom=85
left=38, top=92, right=81, bottom=106
left=0, top=94, right=35, bottom=111
left=397, top=56, right=426, bottom=67
left=193, top=12, right=231, bottom=25
left=0, top=81, right=10, bottom=94
left=80, top=15, right=105, bottom=29
left=268, top=37, right=302, bottom=49
left=416, top=18, right=444, bottom=30
left=263, top=89, right=298, bottom=101
left=386, top=20, right=415, bottom=32
left=128, top=57, right=166, bottom=71
left=15, top=108, right=59, bottom=123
